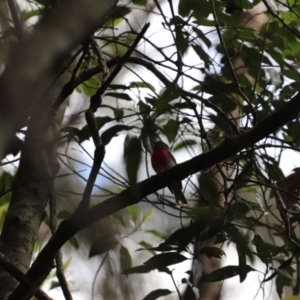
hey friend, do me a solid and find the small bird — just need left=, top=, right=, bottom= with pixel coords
left=151, top=140, right=187, bottom=206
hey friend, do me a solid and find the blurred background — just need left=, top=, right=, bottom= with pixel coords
left=1, top=0, right=300, bottom=299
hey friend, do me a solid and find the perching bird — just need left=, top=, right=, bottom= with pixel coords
left=151, top=140, right=187, bottom=206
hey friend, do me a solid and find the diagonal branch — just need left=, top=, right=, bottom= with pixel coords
left=0, top=252, right=52, bottom=300
left=9, top=87, right=300, bottom=300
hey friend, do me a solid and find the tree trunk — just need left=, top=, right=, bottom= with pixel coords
left=0, top=73, right=68, bottom=298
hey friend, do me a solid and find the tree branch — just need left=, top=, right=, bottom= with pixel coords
left=0, top=0, right=118, bottom=158
left=49, top=187, right=73, bottom=300
left=9, top=86, right=300, bottom=299
left=74, top=23, right=150, bottom=213
left=0, top=252, right=52, bottom=300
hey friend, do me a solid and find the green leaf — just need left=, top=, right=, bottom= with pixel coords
left=178, top=0, right=195, bottom=16
left=101, top=125, right=134, bottom=146
left=146, top=230, right=167, bottom=239
left=252, top=235, right=282, bottom=264
left=173, top=139, right=197, bottom=151
left=281, top=68, right=300, bottom=81
left=4, top=135, right=23, bottom=157
left=199, top=247, right=225, bottom=259
left=96, top=117, right=114, bottom=129
left=264, top=256, right=294, bottom=283
left=114, top=108, right=124, bottom=119
left=192, top=44, right=210, bottom=68
left=276, top=266, right=294, bottom=298
left=105, top=6, right=131, bottom=26
left=126, top=204, right=138, bottom=222
left=174, top=23, right=188, bottom=55
left=142, top=289, right=172, bottom=300
left=201, top=79, right=237, bottom=96
left=228, top=225, right=255, bottom=248
left=261, top=154, right=285, bottom=182
left=173, top=102, right=196, bottom=110
left=61, top=126, right=81, bottom=140
left=226, top=197, right=264, bottom=221
left=209, top=114, right=237, bottom=135
left=141, top=118, right=159, bottom=152
left=208, top=95, right=237, bottom=115
left=141, top=208, right=156, bottom=223
left=122, top=265, right=152, bottom=275
left=120, top=245, right=132, bottom=272
left=192, top=259, right=203, bottom=286
left=110, top=213, right=127, bottom=227
left=274, top=268, right=294, bottom=281
left=139, top=101, right=151, bottom=116
left=201, top=265, right=254, bottom=282
left=21, top=9, right=41, bottom=22
left=0, top=171, right=13, bottom=206
left=233, top=0, right=260, bottom=9
left=138, top=241, right=156, bottom=255
left=226, top=225, right=254, bottom=282
left=193, top=27, right=211, bottom=48
left=163, top=119, right=179, bottom=143
left=285, top=120, right=300, bottom=146
left=68, top=236, right=79, bottom=250
left=50, top=280, right=60, bottom=290
left=81, top=76, right=99, bottom=97
left=57, top=210, right=72, bottom=220
left=124, top=135, right=142, bottom=186
left=198, top=175, right=222, bottom=205
left=155, top=88, right=181, bottom=115
left=129, top=81, right=155, bottom=91
left=136, top=243, right=177, bottom=252
left=105, top=92, right=132, bottom=101
left=144, top=252, right=187, bottom=269
left=108, top=84, right=128, bottom=90
left=33, top=0, right=52, bottom=6
left=77, top=117, right=113, bottom=143
left=89, top=235, right=119, bottom=257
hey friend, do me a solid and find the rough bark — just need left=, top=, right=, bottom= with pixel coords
left=0, top=1, right=118, bottom=297
left=0, top=72, right=68, bottom=298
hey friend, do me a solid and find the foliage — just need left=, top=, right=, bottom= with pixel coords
left=2, top=0, right=300, bottom=299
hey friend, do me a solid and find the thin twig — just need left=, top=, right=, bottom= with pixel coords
left=73, top=145, right=105, bottom=213
left=74, top=23, right=150, bottom=213
left=49, top=188, right=73, bottom=300
left=275, top=190, right=300, bottom=251
left=55, top=252, right=73, bottom=300
left=7, top=0, right=22, bottom=41
left=91, top=22, right=150, bottom=102
left=154, top=0, right=182, bottom=84
left=90, top=37, right=109, bottom=83
left=91, top=252, right=109, bottom=300
left=170, top=269, right=182, bottom=300
left=210, top=0, right=256, bottom=124
left=51, top=44, right=90, bottom=113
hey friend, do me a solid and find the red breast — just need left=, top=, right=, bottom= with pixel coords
left=151, top=149, right=176, bottom=173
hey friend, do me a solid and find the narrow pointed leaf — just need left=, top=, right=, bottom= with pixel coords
left=201, top=265, right=255, bottom=282
left=120, top=245, right=132, bottom=272
left=142, top=289, right=172, bottom=300
left=101, top=125, right=134, bottom=146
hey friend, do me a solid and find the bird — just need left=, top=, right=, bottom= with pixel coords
left=151, top=140, right=187, bottom=206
